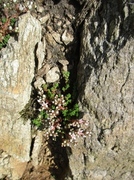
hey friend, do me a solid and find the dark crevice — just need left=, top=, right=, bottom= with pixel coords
left=48, top=138, right=73, bottom=180
left=52, top=0, right=61, bottom=5
left=97, top=128, right=104, bottom=143
left=45, top=1, right=83, bottom=179
left=30, top=137, right=35, bottom=157
left=34, top=43, right=39, bottom=73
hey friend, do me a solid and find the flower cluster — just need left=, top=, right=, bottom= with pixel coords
left=61, top=118, right=91, bottom=147
left=37, top=93, right=65, bottom=135
left=37, top=93, right=65, bottom=138
left=38, top=94, right=65, bottom=116
left=34, top=88, right=90, bottom=147
left=32, top=71, right=90, bottom=146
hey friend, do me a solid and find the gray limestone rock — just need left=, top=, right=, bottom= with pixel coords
left=0, top=13, right=41, bottom=179
left=0, top=1, right=134, bottom=179
left=46, top=66, right=60, bottom=83
left=68, top=0, right=134, bottom=179
left=36, top=37, right=46, bottom=70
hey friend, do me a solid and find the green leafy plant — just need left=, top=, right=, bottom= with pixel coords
left=0, top=34, right=10, bottom=49
left=0, top=15, right=17, bottom=49
left=10, top=18, right=16, bottom=26
left=33, top=117, right=42, bottom=128
left=33, top=71, right=90, bottom=146
left=1, top=17, right=6, bottom=23
left=0, top=0, right=28, bottom=50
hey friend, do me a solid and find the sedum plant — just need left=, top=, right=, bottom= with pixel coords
left=33, top=71, right=90, bottom=147
left=0, top=0, right=30, bottom=49
left=0, top=1, right=17, bottom=48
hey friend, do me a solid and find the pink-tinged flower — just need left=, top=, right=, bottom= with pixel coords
left=56, top=123, right=61, bottom=129
left=69, top=132, right=76, bottom=140
left=78, top=119, right=85, bottom=124
left=50, top=125, right=55, bottom=131
left=41, top=101, right=48, bottom=109
left=77, top=129, right=84, bottom=136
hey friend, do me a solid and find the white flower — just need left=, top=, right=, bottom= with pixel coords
left=19, top=4, right=24, bottom=11
left=8, top=26, right=12, bottom=30
left=62, top=99, right=65, bottom=103
left=61, top=95, right=64, bottom=98
left=41, top=101, right=48, bottom=109
left=55, top=94, right=58, bottom=98
left=77, top=129, right=84, bottom=136
left=69, top=132, right=76, bottom=140
left=15, top=27, right=19, bottom=32
left=55, top=110, right=59, bottom=115
left=43, top=94, right=46, bottom=99
left=78, top=119, right=84, bottom=124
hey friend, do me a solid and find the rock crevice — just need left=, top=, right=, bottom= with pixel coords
left=0, top=0, right=134, bottom=179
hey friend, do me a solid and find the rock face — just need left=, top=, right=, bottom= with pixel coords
left=0, top=13, right=41, bottom=179
left=68, top=0, right=134, bottom=180
left=0, top=0, right=134, bottom=180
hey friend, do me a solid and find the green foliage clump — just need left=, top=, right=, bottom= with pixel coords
left=0, top=0, right=28, bottom=50
left=33, top=71, right=90, bottom=146
left=0, top=34, right=10, bottom=49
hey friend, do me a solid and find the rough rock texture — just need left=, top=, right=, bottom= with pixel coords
left=46, top=66, right=60, bottom=83
left=0, top=13, right=41, bottom=179
left=68, top=0, right=134, bottom=180
left=0, top=0, right=134, bottom=179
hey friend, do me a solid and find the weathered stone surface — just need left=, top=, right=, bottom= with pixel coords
left=39, top=13, right=50, bottom=24
left=36, top=37, right=46, bottom=70
left=45, top=32, right=57, bottom=46
left=31, top=131, right=43, bottom=167
left=58, top=60, right=69, bottom=71
left=61, top=30, right=74, bottom=45
left=0, top=0, right=134, bottom=179
left=46, top=66, right=60, bottom=83
left=0, top=13, right=41, bottom=179
left=51, top=31, right=62, bottom=44
left=34, top=77, right=45, bottom=90
left=68, top=0, right=134, bottom=180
